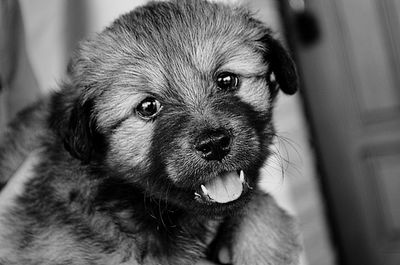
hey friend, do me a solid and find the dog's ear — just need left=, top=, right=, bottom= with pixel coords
left=262, top=35, right=298, bottom=95
left=49, top=86, right=97, bottom=162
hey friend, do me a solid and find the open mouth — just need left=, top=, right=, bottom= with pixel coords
left=194, top=170, right=251, bottom=204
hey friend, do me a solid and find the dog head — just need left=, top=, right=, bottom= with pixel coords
left=50, top=0, right=298, bottom=216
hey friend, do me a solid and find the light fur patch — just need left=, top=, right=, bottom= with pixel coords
left=25, top=229, right=84, bottom=262
left=108, top=118, right=153, bottom=168
left=237, top=77, right=271, bottom=112
left=0, top=149, right=43, bottom=251
left=193, top=39, right=218, bottom=74
left=94, top=64, right=168, bottom=131
left=219, top=49, right=268, bottom=77
left=165, top=136, right=197, bottom=183
left=95, top=90, right=145, bottom=130
left=0, top=149, right=42, bottom=217
left=231, top=193, right=301, bottom=265
left=165, top=162, right=181, bottom=183
left=194, top=41, right=267, bottom=77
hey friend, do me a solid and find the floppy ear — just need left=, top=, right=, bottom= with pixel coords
left=262, top=35, right=298, bottom=95
left=49, top=85, right=97, bottom=163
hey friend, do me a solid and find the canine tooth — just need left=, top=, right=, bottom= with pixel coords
left=201, top=185, right=209, bottom=195
left=239, top=170, right=245, bottom=183
left=245, top=182, right=253, bottom=190
left=270, top=72, right=276, bottom=82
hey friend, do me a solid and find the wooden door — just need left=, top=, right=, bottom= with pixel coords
left=286, top=0, right=400, bottom=264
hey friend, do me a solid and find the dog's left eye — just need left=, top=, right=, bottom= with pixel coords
left=136, top=97, right=162, bottom=120
left=216, top=72, right=239, bottom=90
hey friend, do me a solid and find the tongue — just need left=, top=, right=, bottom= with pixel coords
left=204, top=171, right=243, bottom=203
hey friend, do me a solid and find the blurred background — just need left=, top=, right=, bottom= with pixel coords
left=1, top=0, right=399, bottom=265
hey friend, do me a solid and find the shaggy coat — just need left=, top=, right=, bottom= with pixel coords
left=0, top=0, right=300, bottom=264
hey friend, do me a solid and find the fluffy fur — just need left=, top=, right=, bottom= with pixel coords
left=0, top=0, right=301, bottom=264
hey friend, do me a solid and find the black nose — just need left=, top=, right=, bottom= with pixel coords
left=195, top=129, right=232, bottom=161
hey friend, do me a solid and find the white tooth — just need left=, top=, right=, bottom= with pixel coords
left=239, top=170, right=245, bottom=183
left=270, top=72, right=276, bottom=82
left=201, top=185, right=209, bottom=195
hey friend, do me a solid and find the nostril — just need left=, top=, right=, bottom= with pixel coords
left=194, top=129, right=232, bottom=161
left=218, top=134, right=231, bottom=150
left=196, top=141, right=213, bottom=156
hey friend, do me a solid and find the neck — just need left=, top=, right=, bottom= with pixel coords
left=92, top=175, right=221, bottom=259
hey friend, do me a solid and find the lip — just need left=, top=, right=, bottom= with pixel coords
left=194, top=170, right=252, bottom=205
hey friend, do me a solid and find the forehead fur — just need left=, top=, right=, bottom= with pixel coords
left=72, top=0, right=270, bottom=102
left=112, top=0, right=268, bottom=57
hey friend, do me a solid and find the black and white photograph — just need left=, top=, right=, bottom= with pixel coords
left=0, top=0, right=399, bottom=264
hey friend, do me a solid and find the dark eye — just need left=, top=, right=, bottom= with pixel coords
left=216, top=72, right=239, bottom=90
left=136, top=97, right=162, bottom=120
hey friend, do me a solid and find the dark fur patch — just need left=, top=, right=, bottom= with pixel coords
left=48, top=85, right=107, bottom=163
left=261, top=35, right=298, bottom=95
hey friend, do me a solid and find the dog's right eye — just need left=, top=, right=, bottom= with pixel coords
left=136, top=97, right=163, bottom=120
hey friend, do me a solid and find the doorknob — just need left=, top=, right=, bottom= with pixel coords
left=293, top=9, right=321, bottom=46
left=278, top=0, right=321, bottom=47
left=294, top=9, right=321, bottom=46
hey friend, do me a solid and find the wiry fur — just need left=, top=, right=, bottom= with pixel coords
left=0, top=0, right=301, bottom=264
left=0, top=100, right=49, bottom=188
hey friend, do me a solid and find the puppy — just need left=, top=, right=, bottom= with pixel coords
left=0, top=0, right=301, bottom=264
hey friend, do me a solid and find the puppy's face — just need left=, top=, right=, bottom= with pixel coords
left=55, top=0, right=297, bottom=216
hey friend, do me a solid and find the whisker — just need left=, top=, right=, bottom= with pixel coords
left=158, top=185, right=167, bottom=230
left=268, top=132, right=303, bottom=178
